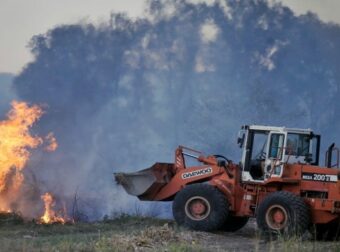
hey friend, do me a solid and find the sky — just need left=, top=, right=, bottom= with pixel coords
left=0, top=0, right=340, bottom=74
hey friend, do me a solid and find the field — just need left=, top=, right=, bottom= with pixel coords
left=1, top=215, right=340, bottom=252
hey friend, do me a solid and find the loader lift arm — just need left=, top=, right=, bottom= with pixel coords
left=114, top=146, right=230, bottom=201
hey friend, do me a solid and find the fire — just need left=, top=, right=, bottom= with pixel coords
left=40, top=192, right=67, bottom=224
left=0, top=101, right=66, bottom=225
left=0, top=101, right=44, bottom=210
left=45, top=132, right=58, bottom=152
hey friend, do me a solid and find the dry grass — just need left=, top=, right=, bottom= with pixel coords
left=0, top=215, right=201, bottom=252
left=1, top=215, right=340, bottom=252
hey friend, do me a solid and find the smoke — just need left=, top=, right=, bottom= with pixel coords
left=0, top=73, right=17, bottom=115
left=10, top=0, right=340, bottom=219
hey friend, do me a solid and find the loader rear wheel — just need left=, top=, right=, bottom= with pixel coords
left=256, top=191, right=310, bottom=237
left=221, top=216, right=249, bottom=232
left=173, top=184, right=229, bottom=231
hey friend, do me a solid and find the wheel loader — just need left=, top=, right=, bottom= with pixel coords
left=114, top=125, right=340, bottom=239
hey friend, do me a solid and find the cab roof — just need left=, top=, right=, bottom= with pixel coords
left=243, top=125, right=313, bottom=134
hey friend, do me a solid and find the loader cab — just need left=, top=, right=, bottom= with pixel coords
left=239, top=125, right=320, bottom=182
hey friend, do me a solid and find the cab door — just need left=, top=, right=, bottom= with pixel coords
left=263, top=132, right=285, bottom=179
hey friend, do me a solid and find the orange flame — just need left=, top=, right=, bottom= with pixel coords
left=0, top=101, right=61, bottom=220
left=45, top=132, right=58, bottom=152
left=0, top=101, right=44, bottom=210
left=40, top=192, right=67, bottom=224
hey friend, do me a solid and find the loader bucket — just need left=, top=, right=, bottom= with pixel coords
left=114, top=163, right=174, bottom=200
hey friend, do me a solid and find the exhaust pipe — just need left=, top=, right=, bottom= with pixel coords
left=327, top=143, right=335, bottom=168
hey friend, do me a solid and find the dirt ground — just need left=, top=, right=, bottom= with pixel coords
left=186, top=219, right=340, bottom=251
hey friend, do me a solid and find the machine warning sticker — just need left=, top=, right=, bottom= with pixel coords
left=181, top=167, right=213, bottom=180
left=301, top=172, right=337, bottom=183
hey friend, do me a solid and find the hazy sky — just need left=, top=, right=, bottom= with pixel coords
left=0, top=0, right=339, bottom=74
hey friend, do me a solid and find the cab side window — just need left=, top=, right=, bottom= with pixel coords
left=269, top=134, right=285, bottom=159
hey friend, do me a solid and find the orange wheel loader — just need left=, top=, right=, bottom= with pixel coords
left=114, top=125, right=340, bottom=239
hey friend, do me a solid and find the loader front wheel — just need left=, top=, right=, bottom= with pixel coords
left=256, top=191, right=310, bottom=238
left=173, top=184, right=229, bottom=231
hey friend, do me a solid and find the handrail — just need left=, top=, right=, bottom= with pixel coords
left=325, top=146, right=340, bottom=168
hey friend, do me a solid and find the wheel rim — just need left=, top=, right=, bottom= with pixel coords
left=265, top=204, right=289, bottom=231
left=185, top=196, right=211, bottom=221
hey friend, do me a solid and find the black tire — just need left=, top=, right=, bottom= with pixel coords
left=172, top=183, right=229, bottom=231
left=256, top=191, right=310, bottom=237
left=221, top=216, right=249, bottom=232
left=312, top=220, right=340, bottom=240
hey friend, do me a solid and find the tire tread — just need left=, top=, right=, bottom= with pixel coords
left=173, top=183, right=229, bottom=231
left=256, top=191, right=310, bottom=237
